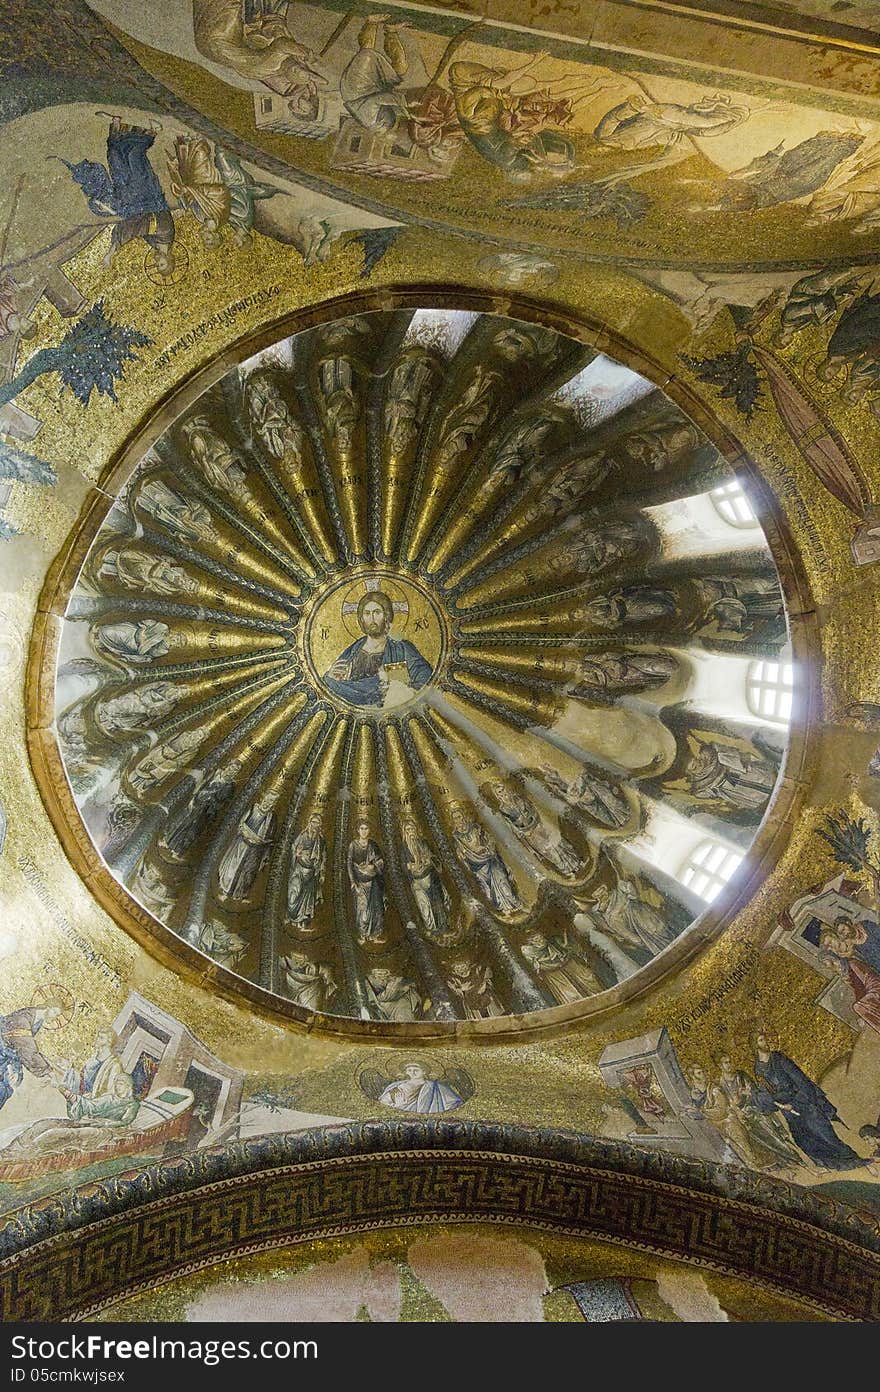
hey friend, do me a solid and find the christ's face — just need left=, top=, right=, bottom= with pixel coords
left=405, top=1065, right=426, bottom=1082
left=360, top=600, right=389, bottom=637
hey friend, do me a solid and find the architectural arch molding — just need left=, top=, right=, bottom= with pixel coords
left=0, top=1122, right=876, bottom=1321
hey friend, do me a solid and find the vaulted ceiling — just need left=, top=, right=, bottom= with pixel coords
left=2, top=0, right=880, bottom=1321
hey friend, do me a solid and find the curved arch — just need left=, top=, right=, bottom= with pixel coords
left=0, top=1121, right=876, bottom=1321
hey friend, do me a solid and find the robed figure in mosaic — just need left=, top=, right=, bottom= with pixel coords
left=401, top=818, right=450, bottom=938
left=451, top=808, right=521, bottom=914
left=323, top=590, right=432, bottom=708
left=752, top=1032, right=864, bottom=1170
left=347, top=821, right=386, bottom=942
left=217, top=796, right=276, bottom=901
left=286, top=813, right=327, bottom=931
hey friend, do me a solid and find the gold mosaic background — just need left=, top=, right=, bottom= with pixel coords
left=2, top=0, right=880, bottom=1316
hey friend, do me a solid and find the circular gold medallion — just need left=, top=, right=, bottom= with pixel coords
left=39, top=305, right=804, bottom=1037
left=304, top=569, right=448, bottom=713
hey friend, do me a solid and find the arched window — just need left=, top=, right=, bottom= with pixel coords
left=746, top=659, right=794, bottom=722
left=680, top=839, right=743, bottom=902
left=710, top=479, right=759, bottom=528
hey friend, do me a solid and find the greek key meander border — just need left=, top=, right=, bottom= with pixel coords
left=27, top=285, right=820, bottom=1044
left=70, top=1214, right=857, bottom=1323
left=2, top=1139, right=878, bottom=1321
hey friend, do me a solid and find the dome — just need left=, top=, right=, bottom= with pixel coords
left=53, top=307, right=792, bottom=1030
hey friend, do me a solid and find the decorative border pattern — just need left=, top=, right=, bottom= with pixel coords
left=0, top=1122, right=877, bottom=1321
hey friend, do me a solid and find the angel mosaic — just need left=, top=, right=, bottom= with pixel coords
left=358, top=1059, right=475, bottom=1115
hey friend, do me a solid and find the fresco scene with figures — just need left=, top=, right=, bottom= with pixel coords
left=2, top=0, right=880, bottom=1325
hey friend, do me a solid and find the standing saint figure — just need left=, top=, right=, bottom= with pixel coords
left=180, top=417, right=247, bottom=493
left=451, top=807, right=522, bottom=914
left=217, top=795, right=276, bottom=902
left=432, top=364, right=499, bottom=471
left=318, top=357, right=359, bottom=453
left=683, top=738, right=776, bottom=814
left=447, top=959, right=503, bottom=1019
left=323, top=589, right=432, bottom=708
left=93, top=619, right=170, bottom=665
left=521, top=931, right=602, bottom=1003
left=752, top=1031, right=864, bottom=1170
left=401, top=818, right=450, bottom=939
left=575, top=649, right=679, bottom=696
left=133, top=859, right=176, bottom=920
left=540, top=762, right=630, bottom=829
left=100, top=546, right=197, bottom=597
left=347, top=820, right=386, bottom=943
left=95, top=680, right=184, bottom=737
left=491, top=781, right=582, bottom=877
left=158, top=760, right=240, bottom=856
left=137, top=479, right=215, bottom=544
left=588, top=876, right=677, bottom=962
left=245, top=371, right=305, bottom=473
left=384, top=353, right=437, bottom=456
left=578, top=587, right=678, bottom=629
left=128, top=728, right=206, bottom=798
left=285, top=812, right=327, bottom=932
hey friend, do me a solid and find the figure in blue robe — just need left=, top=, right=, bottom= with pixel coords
left=753, top=1039, right=865, bottom=1169
left=0, top=1005, right=58, bottom=1110
left=60, top=118, right=175, bottom=270
left=323, top=634, right=433, bottom=706
left=321, top=589, right=433, bottom=707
